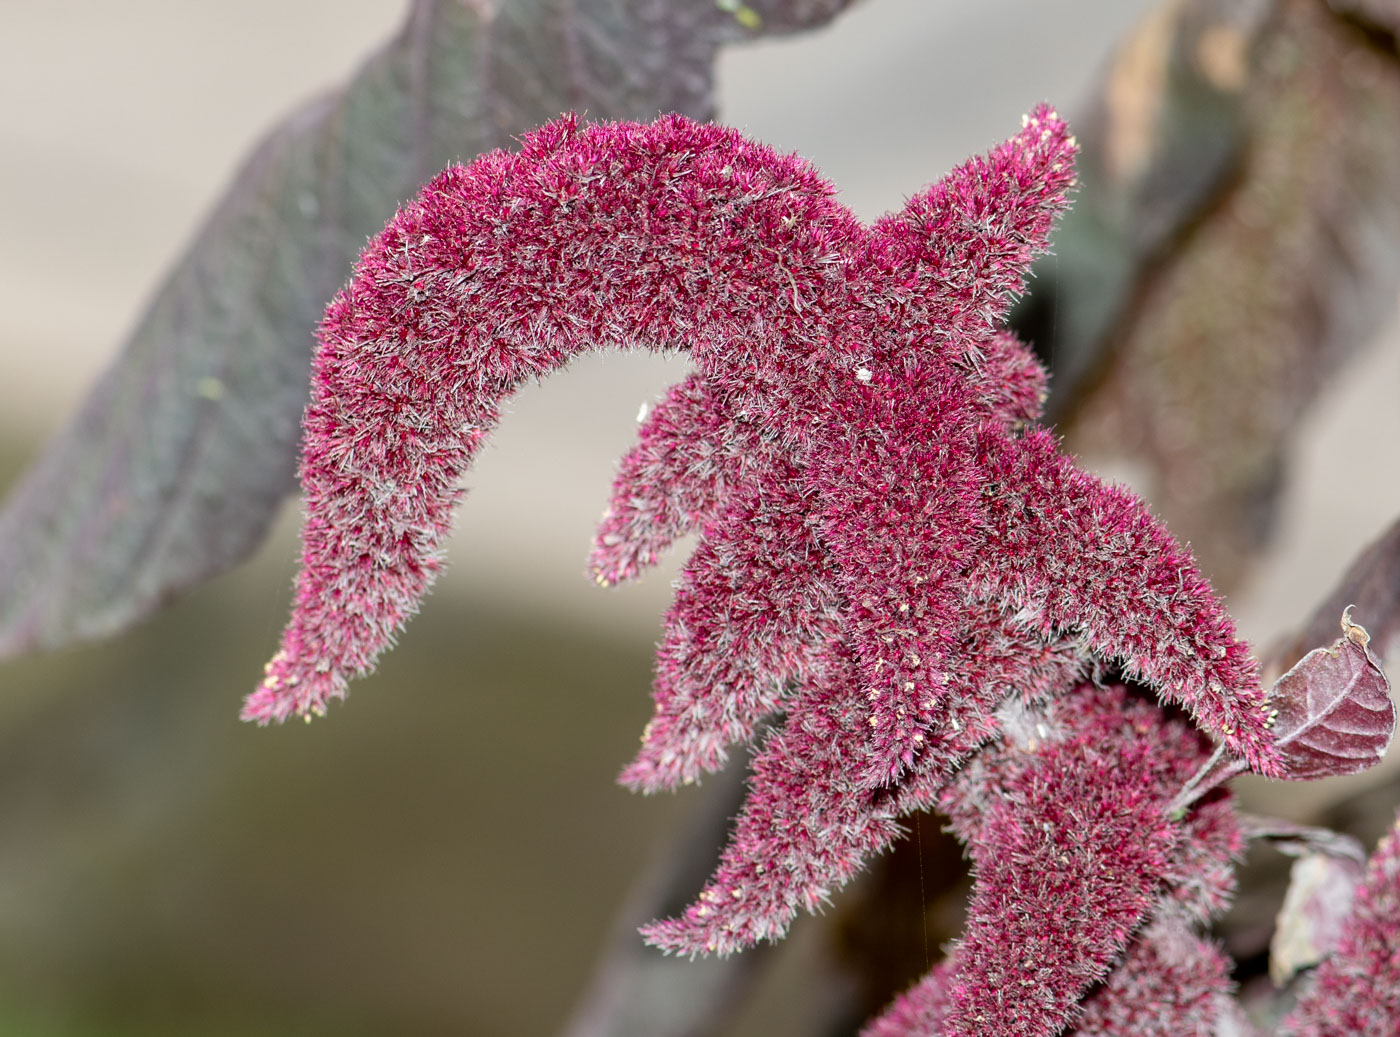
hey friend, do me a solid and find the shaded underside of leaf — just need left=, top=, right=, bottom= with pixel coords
left=1032, top=0, right=1400, bottom=589
left=0, top=0, right=858, bottom=658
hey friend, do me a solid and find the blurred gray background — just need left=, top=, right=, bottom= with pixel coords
left=0, top=2, right=1397, bottom=1034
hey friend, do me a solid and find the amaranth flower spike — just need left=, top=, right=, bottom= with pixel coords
left=865, top=684, right=1247, bottom=1037
left=249, top=109, right=1280, bottom=964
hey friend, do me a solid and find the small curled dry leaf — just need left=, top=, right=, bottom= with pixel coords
left=1271, top=850, right=1366, bottom=986
left=1342, top=604, right=1370, bottom=648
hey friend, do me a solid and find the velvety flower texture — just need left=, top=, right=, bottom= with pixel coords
left=248, top=109, right=1284, bottom=1027
left=865, top=686, right=1244, bottom=1037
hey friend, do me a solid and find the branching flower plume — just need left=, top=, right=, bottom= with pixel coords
left=865, top=685, right=1246, bottom=1037
left=246, top=108, right=1317, bottom=1031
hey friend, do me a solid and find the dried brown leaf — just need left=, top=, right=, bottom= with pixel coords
left=1270, top=851, right=1365, bottom=986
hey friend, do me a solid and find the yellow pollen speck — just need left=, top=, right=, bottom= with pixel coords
left=869, top=716, right=879, bottom=727
left=716, top=0, right=761, bottom=30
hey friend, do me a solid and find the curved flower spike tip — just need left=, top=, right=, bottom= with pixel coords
left=248, top=109, right=1280, bottom=959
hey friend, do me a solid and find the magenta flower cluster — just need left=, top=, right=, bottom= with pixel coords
left=866, top=684, right=1245, bottom=1036
left=246, top=109, right=1399, bottom=1033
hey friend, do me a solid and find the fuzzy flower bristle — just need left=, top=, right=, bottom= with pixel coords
left=865, top=686, right=1245, bottom=1037
left=250, top=108, right=1283, bottom=1022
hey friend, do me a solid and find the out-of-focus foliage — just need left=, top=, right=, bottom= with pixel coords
left=1022, top=0, right=1400, bottom=588
left=0, top=0, right=856, bottom=659
left=1271, top=515, right=1400, bottom=674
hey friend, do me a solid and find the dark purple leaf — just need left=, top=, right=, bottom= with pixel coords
left=0, top=0, right=857, bottom=658
left=1268, top=610, right=1395, bottom=781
